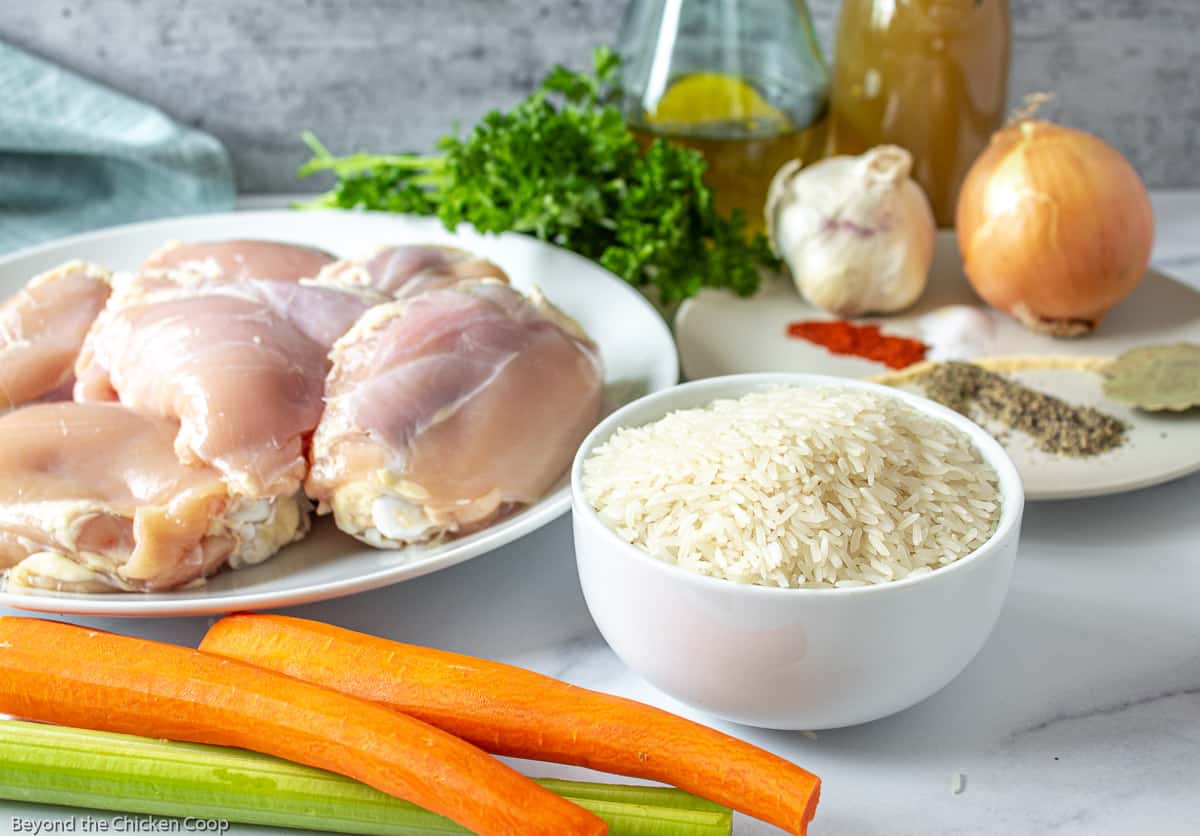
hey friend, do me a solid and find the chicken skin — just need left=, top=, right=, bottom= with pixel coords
left=143, top=239, right=335, bottom=281
left=314, top=244, right=508, bottom=298
left=0, top=261, right=111, bottom=409
left=75, top=271, right=374, bottom=497
left=306, top=280, right=604, bottom=547
left=0, top=403, right=307, bottom=592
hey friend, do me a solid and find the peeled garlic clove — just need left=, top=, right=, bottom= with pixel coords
left=766, top=145, right=936, bottom=317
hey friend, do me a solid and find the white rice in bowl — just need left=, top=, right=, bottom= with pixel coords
left=582, top=386, right=1001, bottom=589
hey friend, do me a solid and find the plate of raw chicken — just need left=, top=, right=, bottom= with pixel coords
left=0, top=211, right=677, bottom=616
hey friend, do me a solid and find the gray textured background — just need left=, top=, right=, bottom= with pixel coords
left=1, top=0, right=1197, bottom=192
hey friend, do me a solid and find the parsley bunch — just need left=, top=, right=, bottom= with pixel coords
left=298, top=48, right=774, bottom=304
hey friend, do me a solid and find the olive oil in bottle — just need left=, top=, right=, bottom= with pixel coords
left=618, top=1, right=830, bottom=235
left=630, top=72, right=827, bottom=233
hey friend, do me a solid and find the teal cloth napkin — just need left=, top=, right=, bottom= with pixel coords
left=0, top=40, right=235, bottom=254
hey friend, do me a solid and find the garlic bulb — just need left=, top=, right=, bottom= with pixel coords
left=766, top=145, right=936, bottom=316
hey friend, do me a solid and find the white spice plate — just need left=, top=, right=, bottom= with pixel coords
left=0, top=210, right=678, bottom=616
left=676, top=232, right=1200, bottom=500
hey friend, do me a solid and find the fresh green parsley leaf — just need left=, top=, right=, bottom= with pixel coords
left=297, top=49, right=774, bottom=303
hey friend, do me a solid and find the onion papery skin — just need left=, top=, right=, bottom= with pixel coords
left=956, top=120, right=1154, bottom=337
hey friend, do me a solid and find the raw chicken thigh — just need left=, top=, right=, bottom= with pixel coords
left=75, top=272, right=374, bottom=497
left=0, top=261, right=111, bottom=408
left=315, top=244, right=508, bottom=298
left=307, top=280, right=604, bottom=547
left=0, top=403, right=307, bottom=592
left=143, top=239, right=335, bottom=281
left=0, top=234, right=606, bottom=594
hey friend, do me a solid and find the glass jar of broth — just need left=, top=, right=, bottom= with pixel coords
left=617, top=0, right=830, bottom=235
left=827, top=0, right=1011, bottom=226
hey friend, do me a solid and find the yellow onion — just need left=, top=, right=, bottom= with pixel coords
left=956, top=120, right=1154, bottom=336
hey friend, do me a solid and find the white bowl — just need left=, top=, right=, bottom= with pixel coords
left=571, top=374, right=1024, bottom=730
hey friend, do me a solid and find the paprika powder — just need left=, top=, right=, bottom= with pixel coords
left=786, top=319, right=927, bottom=370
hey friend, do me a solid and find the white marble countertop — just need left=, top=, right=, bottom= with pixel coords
left=3, top=193, right=1199, bottom=835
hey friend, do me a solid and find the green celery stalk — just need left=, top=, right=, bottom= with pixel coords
left=0, top=721, right=731, bottom=836
left=535, top=778, right=730, bottom=812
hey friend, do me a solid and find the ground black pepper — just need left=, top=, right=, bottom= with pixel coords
left=915, top=361, right=1127, bottom=457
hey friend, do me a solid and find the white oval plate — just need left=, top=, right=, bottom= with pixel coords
left=677, top=232, right=1200, bottom=501
left=0, top=210, right=678, bottom=616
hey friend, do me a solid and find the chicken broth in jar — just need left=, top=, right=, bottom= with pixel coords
left=827, top=0, right=1011, bottom=226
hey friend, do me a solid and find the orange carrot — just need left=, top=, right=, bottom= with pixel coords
left=0, top=617, right=605, bottom=836
left=201, top=614, right=822, bottom=835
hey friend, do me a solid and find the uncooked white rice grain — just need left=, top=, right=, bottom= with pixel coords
left=582, top=386, right=1001, bottom=589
